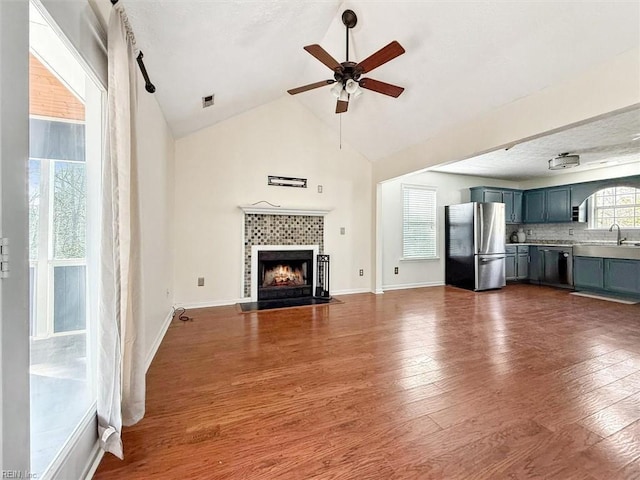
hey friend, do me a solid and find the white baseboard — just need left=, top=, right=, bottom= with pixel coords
left=382, top=281, right=444, bottom=292
left=82, top=442, right=104, bottom=480
left=331, top=288, right=372, bottom=296
left=174, top=298, right=247, bottom=309
left=374, top=289, right=384, bottom=295
left=145, top=308, right=174, bottom=372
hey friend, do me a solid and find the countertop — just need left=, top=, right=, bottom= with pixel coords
left=507, top=242, right=574, bottom=248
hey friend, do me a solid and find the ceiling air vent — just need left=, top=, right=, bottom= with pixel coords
left=548, top=153, right=580, bottom=170
left=202, top=94, right=214, bottom=108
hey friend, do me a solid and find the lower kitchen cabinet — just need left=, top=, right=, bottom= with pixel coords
left=574, top=256, right=604, bottom=290
left=506, top=254, right=516, bottom=280
left=506, top=245, right=529, bottom=281
left=574, top=256, right=640, bottom=297
left=604, top=258, right=640, bottom=296
left=517, top=252, right=529, bottom=279
left=528, top=246, right=540, bottom=282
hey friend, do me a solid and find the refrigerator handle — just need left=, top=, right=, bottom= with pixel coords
left=480, top=256, right=505, bottom=262
left=478, top=203, right=484, bottom=253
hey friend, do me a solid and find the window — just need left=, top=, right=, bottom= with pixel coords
left=29, top=3, right=104, bottom=476
left=402, top=185, right=437, bottom=259
left=589, top=186, right=640, bottom=229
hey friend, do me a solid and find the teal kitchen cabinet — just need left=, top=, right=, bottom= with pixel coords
left=505, top=245, right=517, bottom=280
left=546, top=187, right=572, bottom=222
left=604, top=258, right=640, bottom=296
left=506, top=245, right=529, bottom=281
left=574, top=256, right=604, bottom=290
left=517, top=248, right=529, bottom=279
left=524, top=190, right=545, bottom=223
left=502, top=190, right=523, bottom=224
left=470, top=187, right=523, bottom=224
left=528, top=246, right=540, bottom=282
left=523, top=187, right=571, bottom=223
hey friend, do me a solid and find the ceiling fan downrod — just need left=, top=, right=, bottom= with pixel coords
left=342, top=9, right=357, bottom=62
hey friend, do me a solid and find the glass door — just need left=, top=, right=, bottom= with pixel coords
left=28, top=3, right=103, bottom=477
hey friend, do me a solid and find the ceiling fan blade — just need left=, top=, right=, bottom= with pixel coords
left=359, top=78, right=405, bottom=98
left=356, top=40, right=405, bottom=74
left=287, top=79, right=335, bottom=95
left=304, top=44, right=342, bottom=71
left=336, top=98, right=349, bottom=114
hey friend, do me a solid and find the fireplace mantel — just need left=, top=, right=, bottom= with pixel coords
left=239, top=204, right=333, bottom=217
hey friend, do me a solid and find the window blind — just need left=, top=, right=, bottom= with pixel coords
left=402, top=185, right=437, bottom=259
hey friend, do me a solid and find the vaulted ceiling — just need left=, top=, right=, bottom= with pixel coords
left=99, top=1, right=640, bottom=164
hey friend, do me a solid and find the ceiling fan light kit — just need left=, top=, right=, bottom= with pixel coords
left=345, top=79, right=359, bottom=95
left=548, top=153, right=580, bottom=170
left=287, top=9, right=406, bottom=114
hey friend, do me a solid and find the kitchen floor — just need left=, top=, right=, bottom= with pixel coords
left=94, top=284, right=640, bottom=479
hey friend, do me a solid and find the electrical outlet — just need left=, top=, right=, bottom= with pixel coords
left=359, top=269, right=364, bottom=276
left=569, top=229, right=574, bottom=235
left=340, top=227, right=345, bottom=235
left=527, top=229, right=532, bottom=235
left=317, top=185, right=323, bottom=193
left=197, top=277, right=205, bottom=287
left=394, top=267, right=399, bottom=274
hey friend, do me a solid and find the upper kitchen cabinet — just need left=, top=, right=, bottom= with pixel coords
left=470, top=187, right=523, bottom=224
left=523, top=186, right=571, bottom=223
left=523, top=190, right=545, bottom=223
left=546, top=187, right=571, bottom=222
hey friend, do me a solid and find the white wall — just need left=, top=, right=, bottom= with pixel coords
left=136, top=80, right=175, bottom=363
left=381, top=171, right=519, bottom=290
left=173, top=96, right=372, bottom=306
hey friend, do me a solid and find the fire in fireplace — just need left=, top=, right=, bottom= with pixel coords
left=263, top=264, right=306, bottom=287
left=257, top=250, right=314, bottom=301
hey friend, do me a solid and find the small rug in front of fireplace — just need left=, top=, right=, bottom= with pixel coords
left=237, top=297, right=342, bottom=313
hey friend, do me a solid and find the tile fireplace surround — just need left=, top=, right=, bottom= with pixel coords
left=243, top=214, right=324, bottom=298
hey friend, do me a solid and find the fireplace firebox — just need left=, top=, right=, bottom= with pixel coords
left=257, top=250, right=314, bottom=300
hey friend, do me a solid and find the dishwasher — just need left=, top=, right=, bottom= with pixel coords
left=539, top=246, right=573, bottom=288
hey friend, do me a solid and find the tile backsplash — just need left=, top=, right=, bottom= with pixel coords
left=509, top=222, right=640, bottom=244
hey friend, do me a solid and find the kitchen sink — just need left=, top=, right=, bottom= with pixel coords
left=573, top=244, right=640, bottom=260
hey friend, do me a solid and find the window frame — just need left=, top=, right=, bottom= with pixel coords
left=401, top=184, right=438, bottom=261
left=587, top=186, right=640, bottom=230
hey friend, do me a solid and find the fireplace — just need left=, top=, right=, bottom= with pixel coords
left=250, top=245, right=319, bottom=301
left=257, top=250, right=313, bottom=301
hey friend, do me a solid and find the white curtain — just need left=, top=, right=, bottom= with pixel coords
left=97, top=4, right=146, bottom=459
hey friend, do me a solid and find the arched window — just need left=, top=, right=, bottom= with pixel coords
left=589, top=186, right=640, bottom=229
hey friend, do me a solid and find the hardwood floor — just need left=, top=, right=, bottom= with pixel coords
left=94, top=285, right=640, bottom=479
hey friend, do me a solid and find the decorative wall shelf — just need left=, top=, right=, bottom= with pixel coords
left=239, top=205, right=333, bottom=216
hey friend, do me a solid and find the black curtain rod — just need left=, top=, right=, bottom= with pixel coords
left=110, top=0, right=156, bottom=93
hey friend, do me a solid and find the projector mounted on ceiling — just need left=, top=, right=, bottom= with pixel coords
left=548, top=153, right=580, bottom=170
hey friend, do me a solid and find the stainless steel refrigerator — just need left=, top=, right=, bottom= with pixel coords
left=445, top=202, right=506, bottom=291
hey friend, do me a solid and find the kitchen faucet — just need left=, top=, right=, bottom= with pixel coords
left=609, top=223, right=626, bottom=245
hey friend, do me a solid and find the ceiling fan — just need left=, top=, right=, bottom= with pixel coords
left=287, top=9, right=405, bottom=114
